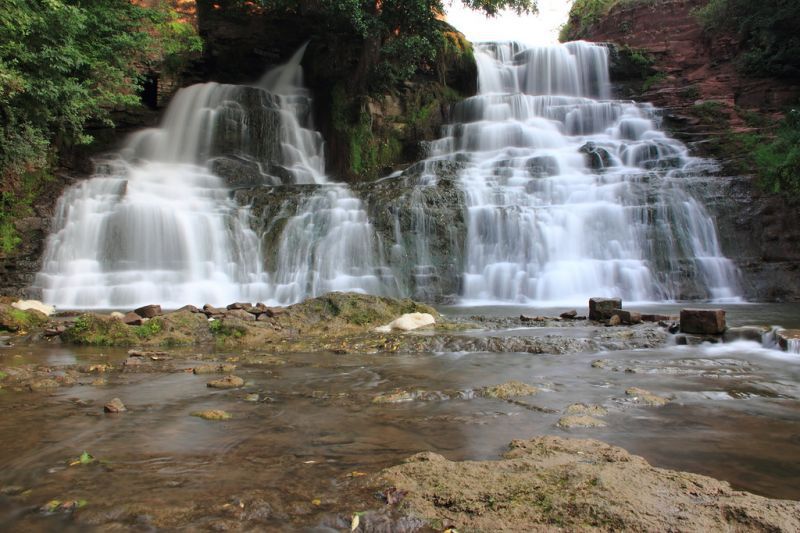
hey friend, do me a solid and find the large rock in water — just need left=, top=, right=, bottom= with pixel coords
left=376, top=435, right=800, bottom=532
left=680, top=308, right=726, bottom=335
left=579, top=141, right=613, bottom=170
left=589, top=297, right=622, bottom=320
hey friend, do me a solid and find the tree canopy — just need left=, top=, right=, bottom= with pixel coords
left=0, top=0, right=200, bottom=252
left=0, top=0, right=200, bottom=182
left=252, top=0, right=538, bottom=90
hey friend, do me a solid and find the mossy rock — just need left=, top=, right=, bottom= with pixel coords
left=0, top=304, right=49, bottom=333
left=283, top=292, right=438, bottom=329
left=62, top=314, right=139, bottom=346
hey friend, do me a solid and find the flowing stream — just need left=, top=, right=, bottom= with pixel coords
left=34, top=41, right=739, bottom=308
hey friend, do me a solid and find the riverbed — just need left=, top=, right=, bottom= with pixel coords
left=1, top=303, right=798, bottom=530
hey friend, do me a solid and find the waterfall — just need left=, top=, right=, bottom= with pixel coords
left=34, top=86, right=277, bottom=309
left=423, top=41, right=740, bottom=305
left=33, top=40, right=741, bottom=309
left=35, top=44, right=395, bottom=309
left=253, top=45, right=399, bottom=304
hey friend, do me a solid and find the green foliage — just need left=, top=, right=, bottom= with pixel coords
left=259, top=0, right=535, bottom=91
left=696, top=0, right=800, bottom=79
left=560, top=0, right=625, bottom=41
left=0, top=168, right=53, bottom=255
left=63, top=314, right=137, bottom=346
left=134, top=318, right=164, bottom=339
left=641, top=72, right=665, bottom=92
left=0, top=0, right=201, bottom=203
left=752, top=109, right=800, bottom=195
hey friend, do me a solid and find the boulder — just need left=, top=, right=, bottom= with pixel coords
left=175, top=304, right=201, bottom=314
left=109, top=311, right=125, bottom=319
left=612, top=309, right=642, bottom=325
left=607, top=314, right=622, bottom=326
left=589, top=297, right=622, bottom=321
left=134, top=304, right=162, bottom=319
left=122, top=312, right=143, bottom=326
left=203, top=304, right=225, bottom=317
left=680, top=309, right=726, bottom=335
left=265, top=307, right=285, bottom=318
left=374, top=312, right=436, bottom=333
left=226, top=302, right=248, bottom=310
left=11, top=300, right=55, bottom=316
left=244, top=303, right=267, bottom=315
left=559, top=309, right=578, bottom=319
left=226, top=309, right=256, bottom=322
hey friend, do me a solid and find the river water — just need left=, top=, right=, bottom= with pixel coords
left=1, top=303, right=798, bottom=530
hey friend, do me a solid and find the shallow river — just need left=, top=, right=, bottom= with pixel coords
left=1, top=303, right=799, bottom=530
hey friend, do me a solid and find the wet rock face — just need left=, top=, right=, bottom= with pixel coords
left=236, top=168, right=468, bottom=303
left=695, top=175, right=800, bottom=301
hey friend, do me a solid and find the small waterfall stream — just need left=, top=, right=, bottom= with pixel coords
left=34, top=40, right=740, bottom=308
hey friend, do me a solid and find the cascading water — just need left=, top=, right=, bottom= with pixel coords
left=34, top=44, right=393, bottom=308
left=252, top=46, right=399, bottom=304
left=34, top=84, right=276, bottom=309
left=419, top=41, right=740, bottom=304
left=34, top=39, right=740, bottom=309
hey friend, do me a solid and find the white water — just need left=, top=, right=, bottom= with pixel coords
left=254, top=46, right=398, bottom=304
left=35, top=90, right=272, bottom=309
left=425, top=41, right=740, bottom=305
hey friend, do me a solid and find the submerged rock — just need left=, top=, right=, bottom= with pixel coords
left=478, top=381, right=538, bottom=400
left=104, top=398, right=126, bottom=413
left=193, top=364, right=237, bottom=375
left=625, top=387, right=670, bottom=407
left=564, top=403, right=608, bottom=417
left=376, top=436, right=800, bottom=532
left=192, top=410, right=232, bottom=421
left=557, top=415, right=607, bottom=428
left=207, top=375, right=244, bottom=389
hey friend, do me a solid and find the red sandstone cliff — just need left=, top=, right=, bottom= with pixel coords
left=570, top=0, right=798, bottom=132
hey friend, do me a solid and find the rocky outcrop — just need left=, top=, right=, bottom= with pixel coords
left=376, top=435, right=800, bottom=531
left=565, top=0, right=799, bottom=129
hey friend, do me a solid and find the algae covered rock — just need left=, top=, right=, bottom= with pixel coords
left=376, top=435, right=800, bottom=532
left=0, top=303, right=49, bottom=333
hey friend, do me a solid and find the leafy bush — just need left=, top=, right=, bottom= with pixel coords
left=753, top=109, right=800, bottom=195
left=696, top=0, right=800, bottom=80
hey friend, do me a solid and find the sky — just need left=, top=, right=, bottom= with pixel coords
left=445, top=0, right=572, bottom=45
